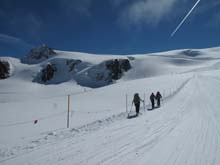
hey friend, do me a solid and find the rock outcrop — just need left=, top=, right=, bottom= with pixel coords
left=0, top=60, right=10, bottom=79
left=180, top=50, right=201, bottom=57
left=41, top=63, right=57, bottom=82
left=33, top=57, right=131, bottom=87
left=105, top=59, right=131, bottom=80
left=66, top=59, right=82, bottom=72
left=75, top=58, right=131, bottom=88
left=22, top=44, right=57, bottom=64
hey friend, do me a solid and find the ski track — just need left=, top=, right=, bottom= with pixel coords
left=2, top=73, right=220, bottom=164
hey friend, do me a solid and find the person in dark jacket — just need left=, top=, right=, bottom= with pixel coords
left=133, top=93, right=143, bottom=116
left=150, top=93, right=155, bottom=109
left=155, top=91, right=162, bottom=107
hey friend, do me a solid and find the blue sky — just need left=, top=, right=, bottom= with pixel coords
left=0, top=0, right=220, bottom=57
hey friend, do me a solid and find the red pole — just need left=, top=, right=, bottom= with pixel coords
left=67, top=95, right=70, bottom=128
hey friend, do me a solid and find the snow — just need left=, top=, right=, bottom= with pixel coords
left=1, top=47, right=220, bottom=164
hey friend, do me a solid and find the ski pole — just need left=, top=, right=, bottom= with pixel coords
left=130, top=101, right=134, bottom=113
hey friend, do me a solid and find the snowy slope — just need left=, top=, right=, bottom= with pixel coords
left=1, top=47, right=220, bottom=164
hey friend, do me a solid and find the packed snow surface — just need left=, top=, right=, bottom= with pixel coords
left=1, top=47, right=220, bottom=164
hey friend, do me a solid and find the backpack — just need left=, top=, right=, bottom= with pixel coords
left=133, top=93, right=140, bottom=104
left=156, top=92, right=162, bottom=99
left=150, top=94, right=155, bottom=100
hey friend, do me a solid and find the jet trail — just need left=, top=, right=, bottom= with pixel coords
left=171, top=0, right=201, bottom=37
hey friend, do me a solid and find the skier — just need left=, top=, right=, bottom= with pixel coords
left=132, top=93, right=143, bottom=116
left=150, top=93, right=155, bottom=109
left=155, top=91, right=162, bottom=107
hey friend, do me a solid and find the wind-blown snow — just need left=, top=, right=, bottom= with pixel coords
left=1, top=47, right=220, bottom=164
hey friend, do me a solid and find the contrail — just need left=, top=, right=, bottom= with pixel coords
left=171, top=0, right=201, bottom=37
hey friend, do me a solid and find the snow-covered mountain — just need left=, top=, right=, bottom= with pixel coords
left=21, top=44, right=57, bottom=64
left=1, top=45, right=219, bottom=87
left=2, top=45, right=133, bottom=87
left=1, top=46, right=220, bottom=165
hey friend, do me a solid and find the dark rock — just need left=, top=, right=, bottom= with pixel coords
left=180, top=50, right=201, bottom=57
left=41, top=63, right=57, bottom=82
left=66, top=59, right=82, bottom=72
left=22, top=44, right=57, bottom=64
left=105, top=59, right=131, bottom=80
left=0, top=60, right=10, bottom=79
left=120, top=59, right=131, bottom=71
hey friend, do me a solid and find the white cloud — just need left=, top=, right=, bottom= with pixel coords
left=193, top=0, right=220, bottom=27
left=196, top=0, right=220, bottom=14
left=206, top=11, right=220, bottom=27
left=0, top=34, right=33, bottom=48
left=10, top=13, right=42, bottom=38
left=60, top=0, right=92, bottom=17
left=0, top=9, right=42, bottom=39
left=118, top=0, right=181, bottom=27
left=111, top=0, right=130, bottom=7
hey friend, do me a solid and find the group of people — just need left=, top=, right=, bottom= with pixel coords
left=132, top=91, right=162, bottom=116
left=150, top=91, right=162, bottom=109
